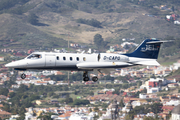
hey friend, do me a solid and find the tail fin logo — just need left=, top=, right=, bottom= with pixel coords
left=141, top=45, right=159, bottom=52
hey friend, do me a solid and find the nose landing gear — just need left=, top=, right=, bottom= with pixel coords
left=21, top=73, right=26, bottom=79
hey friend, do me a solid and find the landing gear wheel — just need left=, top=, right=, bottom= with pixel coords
left=21, top=73, right=26, bottom=79
left=92, top=76, right=98, bottom=82
left=83, top=77, right=89, bottom=82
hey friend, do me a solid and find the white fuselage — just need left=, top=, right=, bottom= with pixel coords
left=5, top=52, right=131, bottom=71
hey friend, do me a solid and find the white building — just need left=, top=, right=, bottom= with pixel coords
left=166, top=15, right=171, bottom=19
left=42, top=70, right=56, bottom=76
left=47, top=80, right=56, bottom=85
left=0, top=57, right=4, bottom=61
left=140, top=78, right=175, bottom=94
left=25, top=107, right=39, bottom=120
left=98, top=109, right=111, bottom=120
left=147, top=87, right=160, bottom=94
left=164, top=100, right=180, bottom=106
left=146, top=112, right=155, bottom=117
left=173, top=61, right=180, bottom=70
left=171, top=104, right=180, bottom=120
left=122, top=101, right=133, bottom=113
left=69, top=112, right=93, bottom=120
left=174, top=21, right=180, bottom=25
left=149, top=78, right=168, bottom=86
left=139, top=93, right=147, bottom=99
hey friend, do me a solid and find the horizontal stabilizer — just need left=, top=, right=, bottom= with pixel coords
left=77, top=62, right=132, bottom=69
left=147, top=40, right=173, bottom=44
left=133, top=60, right=160, bottom=66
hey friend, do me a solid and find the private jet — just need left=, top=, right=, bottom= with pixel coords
left=5, top=38, right=165, bottom=82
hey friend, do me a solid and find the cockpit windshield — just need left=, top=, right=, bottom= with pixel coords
left=27, top=54, right=42, bottom=59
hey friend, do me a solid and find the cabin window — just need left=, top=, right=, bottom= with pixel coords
left=70, top=57, right=73, bottom=61
left=83, top=57, right=86, bottom=61
left=27, top=54, right=42, bottom=59
left=57, top=56, right=59, bottom=60
left=77, top=57, right=79, bottom=61
left=63, top=57, right=66, bottom=60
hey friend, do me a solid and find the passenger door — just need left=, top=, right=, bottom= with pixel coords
left=45, top=54, right=56, bottom=67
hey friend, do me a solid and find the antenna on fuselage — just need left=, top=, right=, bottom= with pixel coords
left=87, top=48, right=92, bottom=54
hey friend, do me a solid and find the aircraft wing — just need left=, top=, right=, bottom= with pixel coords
left=131, top=60, right=160, bottom=66
left=76, top=62, right=132, bottom=69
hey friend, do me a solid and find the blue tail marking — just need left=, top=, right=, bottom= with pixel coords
left=124, top=39, right=162, bottom=59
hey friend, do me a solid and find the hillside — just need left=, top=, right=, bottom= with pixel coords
left=0, top=0, right=180, bottom=51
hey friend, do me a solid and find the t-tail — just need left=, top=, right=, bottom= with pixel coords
left=124, top=38, right=164, bottom=66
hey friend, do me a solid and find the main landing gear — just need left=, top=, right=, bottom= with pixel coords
left=92, top=76, right=98, bottom=82
left=83, top=71, right=89, bottom=82
left=83, top=71, right=98, bottom=82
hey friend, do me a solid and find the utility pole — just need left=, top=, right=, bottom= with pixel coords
left=68, top=33, right=70, bottom=87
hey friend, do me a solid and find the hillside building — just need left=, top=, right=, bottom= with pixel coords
left=171, top=104, right=180, bottom=120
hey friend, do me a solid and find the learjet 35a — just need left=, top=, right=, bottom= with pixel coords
left=5, top=38, right=165, bottom=82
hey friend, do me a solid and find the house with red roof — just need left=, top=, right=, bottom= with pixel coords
left=0, top=109, right=11, bottom=119
left=56, top=111, right=71, bottom=120
left=162, top=105, right=174, bottom=114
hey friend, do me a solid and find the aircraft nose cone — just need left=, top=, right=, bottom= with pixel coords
left=5, top=63, right=9, bottom=67
left=5, top=62, right=16, bottom=68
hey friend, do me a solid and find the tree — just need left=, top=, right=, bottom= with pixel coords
left=113, top=89, right=120, bottom=95
left=94, top=34, right=104, bottom=47
left=102, top=103, right=108, bottom=110
left=94, top=107, right=99, bottom=112
left=88, top=19, right=102, bottom=28
left=73, top=99, right=90, bottom=105
left=17, top=115, right=25, bottom=120
left=89, top=108, right=92, bottom=112
left=137, top=81, right=142, bottom=87
left=38, top=114, right=52, bottom=120
left=93, top=34, right=108, bottom=50
left=143, top=116, right=157, bottom=120
left=76, top=18, right=102, bottom=28
left=48, top=92, right=55, bottom=97
left=28, top=13, right=39, bottom=25
left=17, top=84, right=28, bottom=92
left=142, top=87, right=147, bottom=93
left=3, top=104, right=10, bottom=112
left=151, top=103, right=163, bottom=114
left=18, top=106, right=26, bottom=117
left=64, top=94, right=73, bottom=104
left=122, top=83, right=129, bottom=89
left=119, top=99, right=125, bottom=108
left=102, top=75, right=114, bottom=81
left=125, top=114, right=133, bottom=120
left=0, top=88, right=9, bottom=96
left=74, top=90, right=79, bottom=95
left=89, top=91, right=94, bottom=96
left=172, top=6, right=175, bottom=12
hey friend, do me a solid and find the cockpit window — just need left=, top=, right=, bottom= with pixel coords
left=27, top=54, right=42, bottom=59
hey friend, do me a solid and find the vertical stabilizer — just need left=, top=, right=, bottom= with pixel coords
left=124, top=39, right=163, bottom=59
